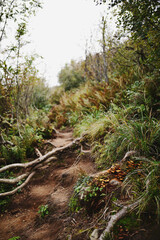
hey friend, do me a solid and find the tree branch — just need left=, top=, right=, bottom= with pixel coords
left=0, top=0, right=15, bottom=42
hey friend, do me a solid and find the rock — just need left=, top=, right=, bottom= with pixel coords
left=109, top=178, right=122, bottom=186
left=90, top=229, right=99, bottom=240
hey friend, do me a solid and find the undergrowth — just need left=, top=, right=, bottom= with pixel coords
left=50, top=70, right=160, bottom=236
left=0, top=109, right=53, bottom=205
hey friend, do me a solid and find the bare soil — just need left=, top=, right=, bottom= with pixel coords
left=0, top=130, right=96, bottom=240
left=1, top=130, right=159, bottom=240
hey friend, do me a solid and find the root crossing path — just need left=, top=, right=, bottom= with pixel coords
left=0, top=130, right=95, bottom=240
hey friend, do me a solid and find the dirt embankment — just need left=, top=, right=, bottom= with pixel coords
left=0, top=130, right=96, bottom=240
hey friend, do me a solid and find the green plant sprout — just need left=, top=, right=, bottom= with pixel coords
left=38, top=204, right=49, bottom=218
left=8, top=236, right=20, bottom=240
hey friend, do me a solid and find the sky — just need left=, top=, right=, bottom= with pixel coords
left=27, top=0, right=112, bottom=87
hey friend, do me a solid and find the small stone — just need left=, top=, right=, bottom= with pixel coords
left=109, top=178, right=122, bottom=186
left=90, top=229, right=99, bottom=240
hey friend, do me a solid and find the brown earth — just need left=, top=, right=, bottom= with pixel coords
left=1, top=130, right=159, bottom=240
left=0, top=130, right=96, bottom=240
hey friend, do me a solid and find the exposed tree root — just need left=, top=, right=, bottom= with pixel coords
left=0, top=137, right=81, bottom=197
left=97, top=154, right=149, bottom=240
left=0, top=137, right=81, bottom=174
left=0, top=173, right=30, bottom=184
left=91, top=150, right=137, bottom=178
left=0, top=172, right=36, bottom=197
left=99, top=200, right=140, bottom=240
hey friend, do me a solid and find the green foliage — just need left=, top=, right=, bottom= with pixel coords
left=38, top=204, right=49, bottom=218
left=115, top=213, right=140, bottom=232
left=1, top=145, right=26, bottom=164
left=103, top=233, right=113, bottom=240
left=0, top=124, right=42, bottom=163
left=69, top=174, right=108, bottom=213
left=8, top=237, right=20, bottom=240
left=137, top=160, right=160, bottom=221
left=58, top=60, right=85, bottom=91
left=69, top=195, right=81, bottom=213
left=50, top=86, right=65, bottom=104
left=0, top=196, right=11, bottom=212
left=49, top=80, right=124, bottom=128
left=0, top=108, right=52, bottom=164
left=0, top=0, right=42, bottom=118
left=32, top=79, right=51, bottom=110
left=69, top=175, right=91, bottom=212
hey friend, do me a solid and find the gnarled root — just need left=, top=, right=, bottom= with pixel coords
left=0, top=137, right=81, bottom=197
left=99, top=200, right=140, bottom=240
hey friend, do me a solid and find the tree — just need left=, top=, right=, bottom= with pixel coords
left=58, top=60, right=85, bottom=91
left=0, top=0, right=42, bottom=43
left=101, top=16, right=109, bottom=83
left=0, top=0, right=42, bottom=118
left=95, top=0, right=160, bottom=70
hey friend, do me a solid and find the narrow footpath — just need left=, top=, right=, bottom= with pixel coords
left=0, top=130, right=95, bottom=240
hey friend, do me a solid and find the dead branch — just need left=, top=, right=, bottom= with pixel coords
left=34, top=147, right=42, bottom=157
left=0, top=115, right=13, bottom=128
left=53, top=127, right=59, bottom=134
left=0, top=156, right=56, bottom=196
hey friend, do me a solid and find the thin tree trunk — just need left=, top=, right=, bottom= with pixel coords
left=102, top=16, right=109, bottom=84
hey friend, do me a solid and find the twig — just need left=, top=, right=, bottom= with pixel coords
left=0, top=133, right=14, bottom=146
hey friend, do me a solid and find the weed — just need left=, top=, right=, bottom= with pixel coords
left=70, top=174, right=111, bottom=213
left=38, top=204, right=49, bottom=218
left=8, top=237, right=20, bottom=240
left=69, top=175, right=90, bottom=212
left=0, top=197, right=11, bottom=213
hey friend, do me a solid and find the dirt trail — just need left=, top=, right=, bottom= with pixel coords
left=0, top=130, right=95, bottom=240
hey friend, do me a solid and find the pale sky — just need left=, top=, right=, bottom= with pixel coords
left=28, top=0, right=111, bottom=87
